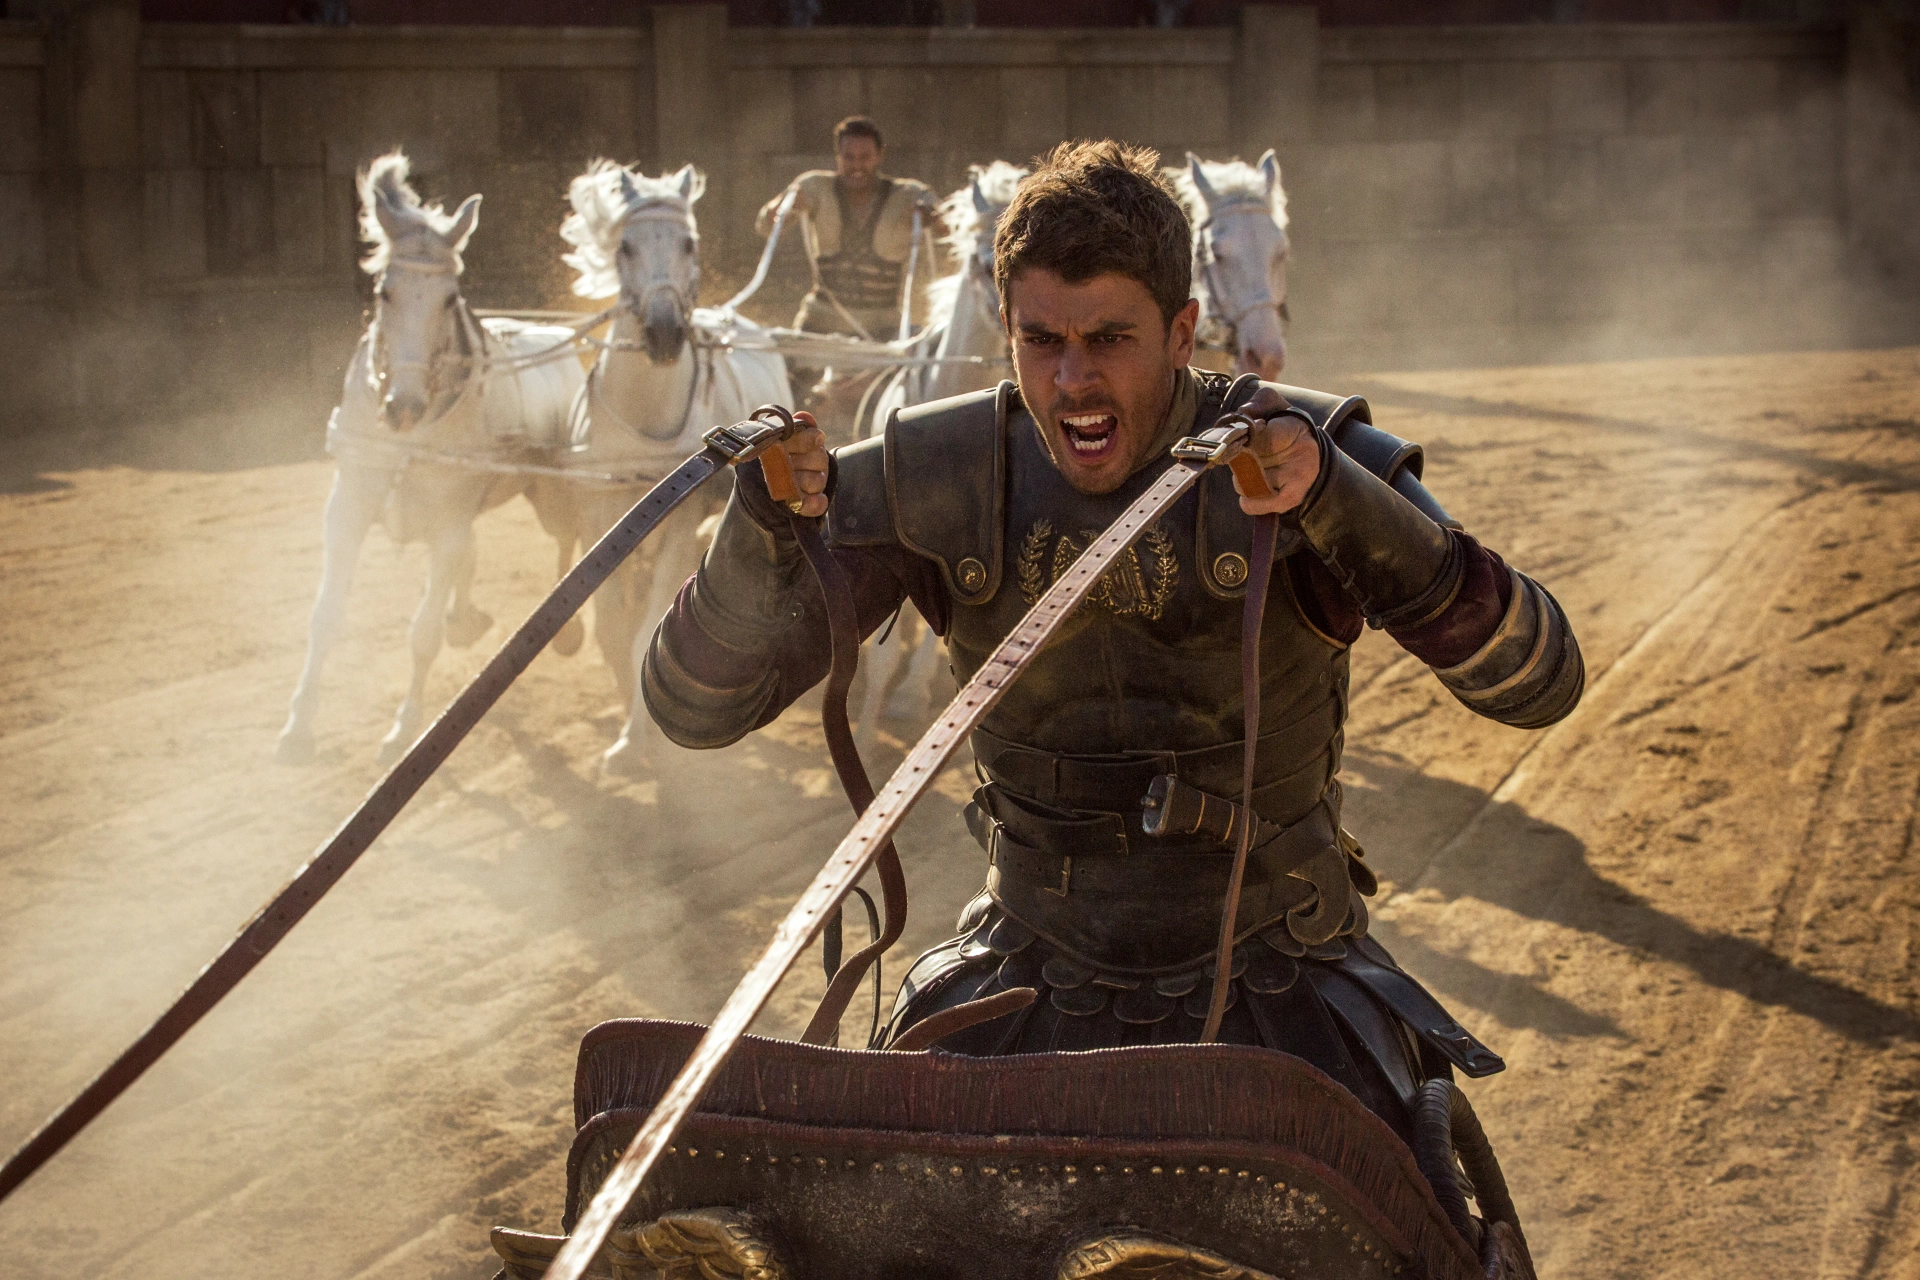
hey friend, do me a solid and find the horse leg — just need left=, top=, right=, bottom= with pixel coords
left=893, top=617, right=949, bottom=724
left=276, top=466, right=382, bottom=765
left=854, top=623, right=910, bottom=757
left=527, top=476, right=584, bottom=657
left=601, top=503, right=702, bottom=778
left=378, top=523, right=468, bottom=765
left=443, top=532, right=493, bottom=648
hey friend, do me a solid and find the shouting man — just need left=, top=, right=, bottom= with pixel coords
left=648, top=142, right=1583, bottom=1141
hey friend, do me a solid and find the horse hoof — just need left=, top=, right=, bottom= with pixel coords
left=274, top=729, right=315, bottom=766
left=446, top=609, right=493, bottom=648
left=375, top=730, right=409, bottom=766
left=600, top=736, right=649, bottom=779
left=554, top=616, right=585, bottom=657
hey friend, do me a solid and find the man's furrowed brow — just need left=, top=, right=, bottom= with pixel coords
left=1017, top=319, right=1063, bottom=339
left=1086, top=319, right=1138, bottom=337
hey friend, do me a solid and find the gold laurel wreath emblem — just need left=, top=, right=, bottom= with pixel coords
left=1018, top=519, right=1177, bottom=621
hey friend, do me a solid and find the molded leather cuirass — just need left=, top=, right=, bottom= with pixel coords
left=949, top=399, right=1350, bottom=828
left=824, top=372, right=1449, bottom=970
left=832, top=372, right=1417, bottom=828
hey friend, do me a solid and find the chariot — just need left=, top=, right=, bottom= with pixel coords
left=489, top=1021, right=1536, bottom=1280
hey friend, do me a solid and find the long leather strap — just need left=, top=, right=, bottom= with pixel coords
left=0, top=413, right=807, bottom=1207
left=1200, top=512, right=1280, bottom=1042
left=789, top=516, right=909, bottom=1048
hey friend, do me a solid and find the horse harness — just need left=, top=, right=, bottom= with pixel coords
left=1193, top=195, right=1288, bottom=351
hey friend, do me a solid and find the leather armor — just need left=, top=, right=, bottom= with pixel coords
left=642, top=368, right=1581, bottom=1132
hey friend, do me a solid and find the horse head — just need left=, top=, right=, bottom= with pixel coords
left=358, top=151, right=482, bottom=431
left=930, top=160, right=1026, bottom=339
left=565, top=161, right=704, bottom=367
left=1180, top=149, right=1290, bottom=380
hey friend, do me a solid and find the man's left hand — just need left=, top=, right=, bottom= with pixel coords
left=1232, top=386, right=1322, bottom=516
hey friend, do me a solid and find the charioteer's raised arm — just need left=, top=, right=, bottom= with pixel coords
left=1233, top=384, right=1584, bottom=731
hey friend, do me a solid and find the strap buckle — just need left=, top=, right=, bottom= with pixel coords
left=1168, top=415, right=1254, bottom=466
left=702, top=405, right=797, bottom=463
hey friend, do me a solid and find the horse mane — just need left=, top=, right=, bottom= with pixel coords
left=1166, top=156, right=1289, bottom=234
left=924, top=161, right=1027, bottom=330
left=562, top=159, right=703, bottom=300
left=937, top=160, right=1028, bottom=256
left=357, top=150, right=474, bottom=275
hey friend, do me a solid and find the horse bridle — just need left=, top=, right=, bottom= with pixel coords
left=612, top=203, right=700, bottom=343
left=371, top=254, right=489, bottom=426
left=584, top=202, right=711, bottom=449
left=1194, top=197, right=1287, bottom=350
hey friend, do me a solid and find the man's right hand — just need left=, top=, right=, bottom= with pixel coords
left=779, top=410, right=831, bottom=519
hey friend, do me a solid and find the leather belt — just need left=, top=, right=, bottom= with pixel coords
left=970, top=786, right=1343, bottom=973
left=971, top=697, right=1342, bottom=815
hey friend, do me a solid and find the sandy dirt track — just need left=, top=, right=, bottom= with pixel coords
left=1, top=348, right=1917, bottom=1279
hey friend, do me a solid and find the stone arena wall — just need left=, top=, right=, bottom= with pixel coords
left=3, top=3, right=1916, bottom=432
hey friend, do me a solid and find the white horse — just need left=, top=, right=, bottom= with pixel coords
left=859, top=161, right=1025, bottom=438
left=850, top=162, right=1025, bottom=753
left=557, top=160, right=791, bottom=778
left=1170, top=149, right=1291, bottom=379
left=276, top=152, right=586, bottom=766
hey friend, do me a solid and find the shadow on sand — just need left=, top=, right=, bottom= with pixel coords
left=1347, top=748, right=1920, bottom=1050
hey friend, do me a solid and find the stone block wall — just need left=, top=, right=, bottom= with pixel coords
left=1276, top=22, right=1857, bottom=367
left=1, top=2, right=1915, bottom=433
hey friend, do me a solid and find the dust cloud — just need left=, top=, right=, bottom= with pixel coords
left=2, top=51, right=1919, bottom=1280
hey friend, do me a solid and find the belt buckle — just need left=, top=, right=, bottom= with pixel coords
left=993, top=825, right=1072, bottom=897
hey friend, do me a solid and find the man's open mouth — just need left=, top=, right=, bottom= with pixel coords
left=1060, top=412, right=1119, bottom=459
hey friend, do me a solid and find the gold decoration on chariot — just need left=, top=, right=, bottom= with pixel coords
left=630, top=1208, right=791, bottom=1280
left=957, top=556, right=989, bottom=594
left=1057, top=1232, right=1283, bottom=1280
left=1212, top=552, right=1250, bottom=589
left=489, top=1227, right=610, bottom=1280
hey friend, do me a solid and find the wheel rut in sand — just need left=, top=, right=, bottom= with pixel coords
left=0, top=348, right=1917, bottom=1279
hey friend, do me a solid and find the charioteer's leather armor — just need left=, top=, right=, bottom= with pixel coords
left=644, top=370, right=1583, bottom=1138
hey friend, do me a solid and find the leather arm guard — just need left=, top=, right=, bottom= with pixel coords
left=1294, top=431, right=1461, bottom=631
left=1292, top=430, right=1584, bottom=730
left=640, top=459, right=811, bottom=749
left=1430, top=567, right=1585, bottom=729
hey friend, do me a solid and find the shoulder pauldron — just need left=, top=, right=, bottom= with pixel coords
left=827, top=382, right=1010, bottom=606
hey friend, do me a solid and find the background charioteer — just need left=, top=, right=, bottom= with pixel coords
left=755, top=114, right=939, bottom=440
left=643, top=141, right=1585, bottom=1141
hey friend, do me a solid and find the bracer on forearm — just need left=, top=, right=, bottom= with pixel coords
left=640, top=466, right=811, bottom=748
left=1430, top=567, right=1584, bottom=729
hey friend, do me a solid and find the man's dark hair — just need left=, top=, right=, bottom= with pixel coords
left=994, top=140, right=1192, bottom=327
left=833, top=116, right=884, bottom=150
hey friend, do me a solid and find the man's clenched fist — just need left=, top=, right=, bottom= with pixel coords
left=777, top=410, right=832, bottom=519
left=1231, top=386, right=1321, bottom=516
